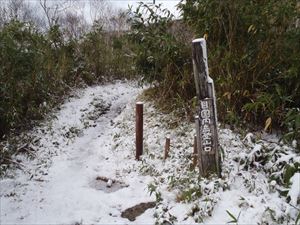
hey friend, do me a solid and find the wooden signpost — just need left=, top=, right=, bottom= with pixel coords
left=192, top=38, right=221, bottom=177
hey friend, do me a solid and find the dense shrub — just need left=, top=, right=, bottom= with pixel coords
left=0, top=21, right=87, bottom=137
left=128, top=3, right=195, bottom=116
left=0, top=21, right=58, bottom=136
left=178, top=0, right=300, bottom=130
left=129, top=1, right=300, bottom=147
left=0, top=20, right=135, bottom=138
left=79, top=21, right=136, bottom=83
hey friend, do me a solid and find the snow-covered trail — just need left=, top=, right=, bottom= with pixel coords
left=1, top=81, right=298, bottom=225
left=0, top=82, right=156, bottom=224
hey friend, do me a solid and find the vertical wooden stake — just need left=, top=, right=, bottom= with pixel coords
left=193, top=136, right=197, bottom=168
left=136, top=102, right=143, bottom=160
left=164, top=137, right=170, bottom=160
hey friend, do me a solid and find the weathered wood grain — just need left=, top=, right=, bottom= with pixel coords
left=192, top=38, right=221, bottom=177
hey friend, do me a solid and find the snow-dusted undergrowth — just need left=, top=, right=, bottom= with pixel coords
left=114, top=100, right=300, bottom=224
left=1, top=81, right=299, bottom=224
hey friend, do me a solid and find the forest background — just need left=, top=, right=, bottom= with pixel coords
left=0, top=0, right=299, bottom=151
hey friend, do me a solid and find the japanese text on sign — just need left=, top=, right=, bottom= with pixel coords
left=200, top=100, right=212, bottom=152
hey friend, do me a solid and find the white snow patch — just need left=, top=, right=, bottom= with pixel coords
left=288, top=173, right=300, bottom=206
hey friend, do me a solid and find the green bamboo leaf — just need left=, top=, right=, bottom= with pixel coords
left=226, top=210, right=238, bottom=223
left=296, top=212, right=300, bottom=225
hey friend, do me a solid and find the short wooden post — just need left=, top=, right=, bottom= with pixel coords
left=136, top=102, right=143, bottom=160
left=164, top=137, right=170, bottom=160
left=192, top=38, right=221, bottom=177
left=193, top=136, right=197, bottom=168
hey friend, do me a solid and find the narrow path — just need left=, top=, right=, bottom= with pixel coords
left=0, top=82, right=155, bottom=224
left=1, top=81, right=296, bottom=225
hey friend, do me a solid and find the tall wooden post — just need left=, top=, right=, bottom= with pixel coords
left=136, top=102, right=143, bottom=160
left=192, top=38, right=221, bottom=177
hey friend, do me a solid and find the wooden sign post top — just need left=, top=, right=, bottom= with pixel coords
left=192, top=38, right=221, bottom=177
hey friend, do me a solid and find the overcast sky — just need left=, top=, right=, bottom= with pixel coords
left=6, top=0, right=181, bottom=14
left=111, top=0, right=180, bottom=13
left=2, top=0, right=182, bottom=23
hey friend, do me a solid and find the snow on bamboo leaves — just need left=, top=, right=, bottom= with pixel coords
left=192, top=38, right=221, bottom=177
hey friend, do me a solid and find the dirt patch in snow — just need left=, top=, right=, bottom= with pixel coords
left=90, top=176, right=128, bottom=193
left=121, top=202, right=156, bottom=221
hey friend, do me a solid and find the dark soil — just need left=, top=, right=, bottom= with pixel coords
left=121, top=202, right=156, bottom=221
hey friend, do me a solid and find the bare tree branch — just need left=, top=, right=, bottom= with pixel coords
left=39, top=0, right=73, bottom=28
